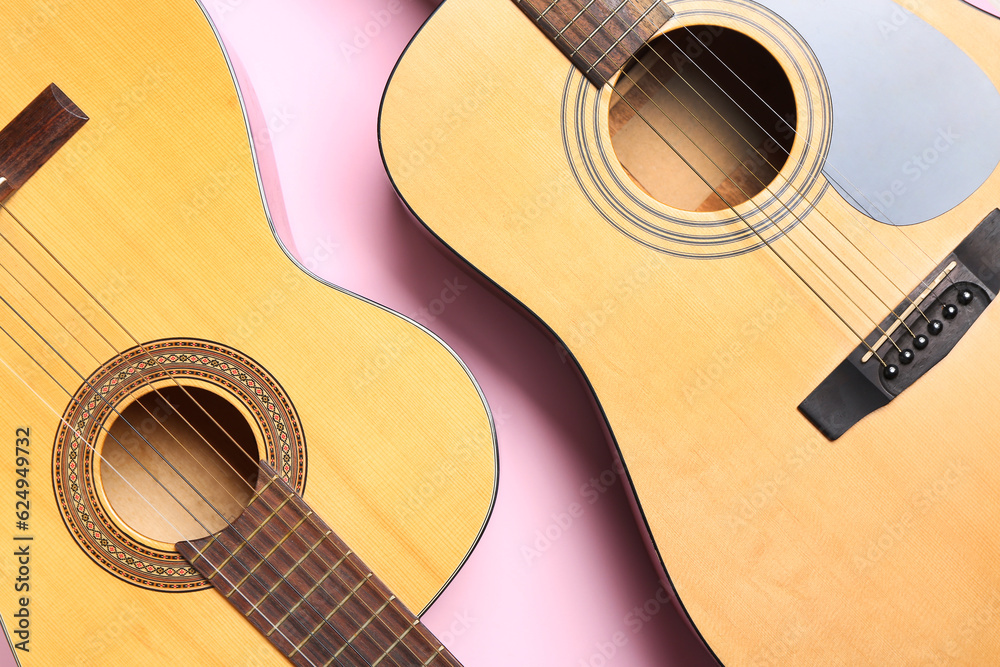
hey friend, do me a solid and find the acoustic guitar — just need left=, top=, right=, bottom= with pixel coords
left=0, top=2, right=496, bottom=665
left=380, top=0, right=1000, bottom=663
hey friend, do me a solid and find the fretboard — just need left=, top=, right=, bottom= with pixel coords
left=177, top=461, right=462, bottom=667
left=513, top=0, right=674, bottom=87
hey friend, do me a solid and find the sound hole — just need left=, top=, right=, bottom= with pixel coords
left=609, top=26, right=797, bottom=212
left=100, top=386, right=260, bottom=544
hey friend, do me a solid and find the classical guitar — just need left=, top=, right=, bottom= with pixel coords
left=381, top=0, right=1000, bottom=663
left=0, top=2, right=496, bottom=665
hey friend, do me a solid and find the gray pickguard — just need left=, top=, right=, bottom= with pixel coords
left=756, top=0, right=1000, bottom=225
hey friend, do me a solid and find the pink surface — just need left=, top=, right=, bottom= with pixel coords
left=964, top=0, right=1000, bottom=16
left=0, top=3, right=994, bottom=667
left=207, top=1, right=716, bottom=665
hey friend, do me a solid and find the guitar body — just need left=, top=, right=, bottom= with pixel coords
left=380, top=0, right=1000, bottom=664
left=0, top=2, right=495, bottom=665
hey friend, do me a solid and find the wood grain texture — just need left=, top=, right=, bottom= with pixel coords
left=0, top=84, right=88, bottom=201
left=380, top=0, right=1000, bottom=663
left=178, top=461, right=461, bottom=667
left=513, top=0, right=674, bottom=87
left=0, top=1, right=496, bottom=665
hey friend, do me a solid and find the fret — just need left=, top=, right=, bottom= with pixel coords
left=285, top=531, right=336, bottom=577
left=537, top=0, right=559, bottom=20
left=283, top=548, right=350, bottom=609
left=186, top=482, right=289, bottom=577
left=584, top=0, right=660, bottom=75
left=554, top=0, right=599, bottom=39
left=306, top=573, right=373, bottom=636
left=514, top=0, right=674, bottom=87
left=566, top=1, right=619, bottom=54
left=372, top=621, right=418, bottom=667
left=244, top=575, right=286, bottom=618
left=425, top=649, right=448, bottom=666
left=230, top=507, right=311, bottom=590
left=177, top=461, right=463, bottom=667
left=330, top=596, right=397, bottom=662
left=372, top=616, right=449, bottom=667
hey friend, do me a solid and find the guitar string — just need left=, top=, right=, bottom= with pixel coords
left=541, top=0, right=955, bottom=358
left=0, top=203, right=438, bottom=658
left=0, top=203, right=433, bottom=665
left=0, top=201, right=260, bottom=490
left=3, top=1, right=936, bottom=664
left=611, top=69, right=897, bottom=356
left=601, top=0, right=934, bottom=336
left=0, top=285, right=375, bottom=667
left=671, top=24, right=958, bottom=294
left=0, top=329, right=334, bottom=667
left=532, top=0, right=888, bottom=362
left=0, top=263, right=402, bottom=667
left=0, top=208, right=264, bottom=505
left=619, top=45, right=917, bottom=343
left=631, top=30, right=930, bottom=333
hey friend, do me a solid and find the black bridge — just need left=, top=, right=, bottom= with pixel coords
left=800, top=209, right=1000, bottom=440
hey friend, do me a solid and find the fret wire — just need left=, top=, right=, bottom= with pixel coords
left=259, top=486, right=431, bottom=663
left=185, top=474, right=283, bottom=576
left=584, top=0, right=660, bottom=74
left=216, top=496, right=295, bottom=573
left=372, top=621, right=420, bottom=667
left=314, top=548, right=429, bottom=651
left=555, top=0, right=600, bottom=39
left=568, top=0, right=630, bottom=59
left=243, top=571, right=288, bottom=619
left=304, top=543, right=434, bottom=664
left=264, top=556, right=347, bottom=637
left=315, top=573, right=374, bottom=634
left=331, top=597, right=397, bottom=661
left=283, top=531, right=337, bottom=579
left=265, top=546, right=353, bottom=639
left=422, top=646, right=446, bottom=667
left=535, top=0, right=560, bottom=20
left=230, top=510, right=314, bottom=592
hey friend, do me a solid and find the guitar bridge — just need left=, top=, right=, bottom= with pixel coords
left=799, top=209, right=1000, bottom=440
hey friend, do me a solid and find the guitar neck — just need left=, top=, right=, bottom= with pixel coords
left=512, top=0, right=674, bottom=86
left=177, top=461, right=461, bottom=667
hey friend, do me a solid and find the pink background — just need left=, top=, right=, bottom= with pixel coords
left=968, top=0, right=1000, bottom=16
left=1, top=1, right=995, bottom=665
left=207, top=0, right=715, bottom=665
